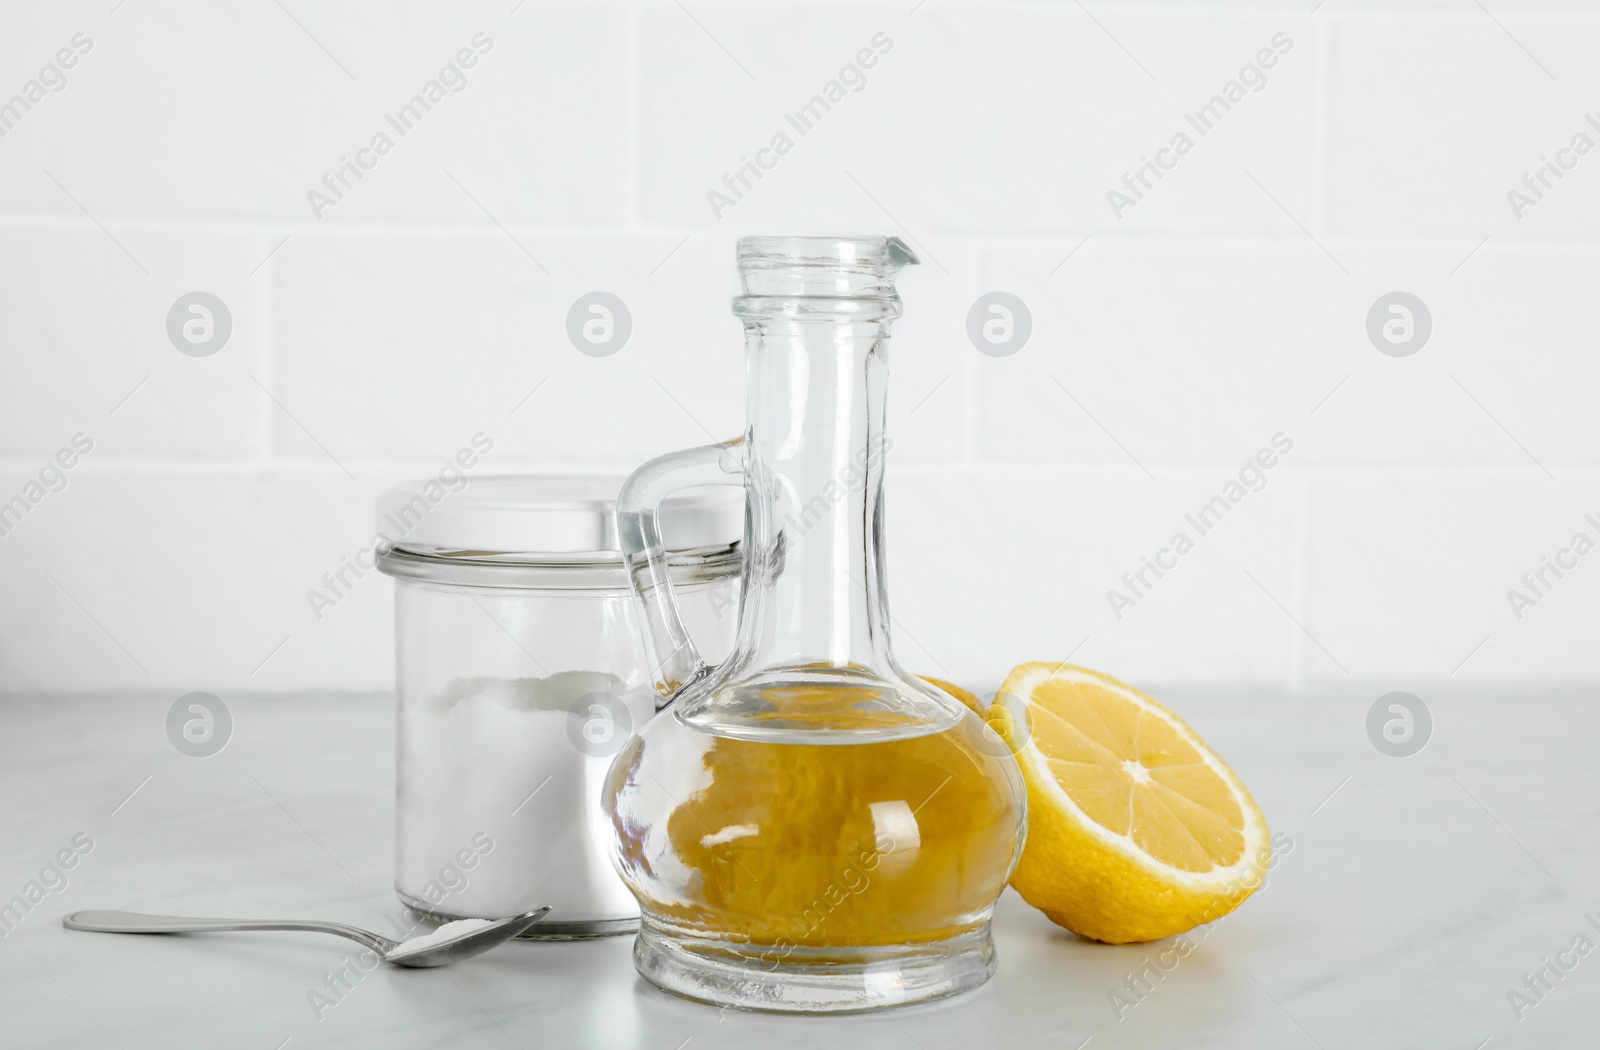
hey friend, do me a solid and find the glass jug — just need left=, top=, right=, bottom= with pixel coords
left=603, top=236, right=1026, bottom=1013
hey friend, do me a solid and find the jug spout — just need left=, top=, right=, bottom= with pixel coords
left=884, top=235, right=918, bottom=270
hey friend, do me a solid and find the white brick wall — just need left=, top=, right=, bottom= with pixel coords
left=1, top=0, right=1596, bottom=694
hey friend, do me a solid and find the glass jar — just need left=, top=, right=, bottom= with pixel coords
left=375, top=476, right=740, bottom=938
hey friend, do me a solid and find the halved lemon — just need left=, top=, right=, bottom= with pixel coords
left=921, top=676, right=983, bottom=713
left=985, top=662, right=1270, bottom=944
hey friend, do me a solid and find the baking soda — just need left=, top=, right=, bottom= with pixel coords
left=396, top=671, right=653, bottom=925
left=388, top=917, right=494, bottom=958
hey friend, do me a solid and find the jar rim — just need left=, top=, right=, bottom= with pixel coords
left=374, top=474, right=743, bottom=555
left=376, top=542, right=741, bottom=591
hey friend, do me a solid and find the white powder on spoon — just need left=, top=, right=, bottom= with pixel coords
left=388, top=917, right=494, bottom=958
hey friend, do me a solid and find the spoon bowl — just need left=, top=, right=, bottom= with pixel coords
left=384, top=912, right=551, bottom=968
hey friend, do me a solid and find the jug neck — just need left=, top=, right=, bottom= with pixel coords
left=730, top=312, right=897, bottom=672
left=615, top=236, right=931, bottom=721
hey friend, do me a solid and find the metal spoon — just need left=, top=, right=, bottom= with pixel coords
left=61, top=907, right=550, bottom=968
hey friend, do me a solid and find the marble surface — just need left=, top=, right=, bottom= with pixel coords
left=2, top=687, right=1597, bottom=1049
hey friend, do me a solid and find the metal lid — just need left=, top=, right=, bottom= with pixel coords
left=374, top=474, right=743, bottom=555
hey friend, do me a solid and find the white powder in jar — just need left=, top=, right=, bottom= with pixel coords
left=395, top=671, right=654, bottom=923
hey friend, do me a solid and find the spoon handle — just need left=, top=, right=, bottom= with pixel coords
left=62, top=910, right=396, bottom=954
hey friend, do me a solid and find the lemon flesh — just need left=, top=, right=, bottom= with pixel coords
left=934, top=665, right=1270, bottom=944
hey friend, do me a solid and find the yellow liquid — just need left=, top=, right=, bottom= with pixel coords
left=605, top=695, right=1023, bottom=952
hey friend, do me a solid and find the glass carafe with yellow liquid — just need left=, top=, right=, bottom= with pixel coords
left=606, top=235, right=1025, bottom=1013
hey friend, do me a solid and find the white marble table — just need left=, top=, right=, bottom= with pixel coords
left=1, top=688, right=1595, bottom=1048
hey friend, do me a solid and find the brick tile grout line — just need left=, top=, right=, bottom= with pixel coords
left=7, top=212, right=1600, bottom=257
left=625, top=2, right=645, bottom=227
left=0, top=460, right=1593, bottom=482
left=256, top=231, right=279, bottom=462
left=962, top=248, right=982, bottom=467
left=1288, top=473, right=1310, bottom=691
left=1308, top=8, right=1332, bottom=237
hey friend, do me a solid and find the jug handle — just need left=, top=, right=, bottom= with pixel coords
left=617, top=437, right=744, bottom=709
